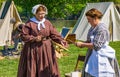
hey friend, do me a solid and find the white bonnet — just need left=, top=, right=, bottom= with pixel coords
left=32, top=4, right=48, bottom=15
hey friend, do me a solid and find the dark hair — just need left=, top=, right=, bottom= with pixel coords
left=85, top=8, right=103, bottom=19
left=17, top=24, right=23, bottom=32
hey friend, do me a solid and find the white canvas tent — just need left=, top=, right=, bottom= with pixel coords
left=72, top=2, right=120, bottom=41
left=0, top=0, right=22, bottom=46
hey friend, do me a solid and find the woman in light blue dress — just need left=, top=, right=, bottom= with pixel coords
left=75, top=8, right=120, bottom=77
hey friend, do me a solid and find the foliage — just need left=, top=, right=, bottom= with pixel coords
left=20, top=0, right=120, bottom=19
left=0, top=0, right=120, bottom=19
left=0, top=0, right=5, bottom=8
left=13, top=0, right=85, bottom=19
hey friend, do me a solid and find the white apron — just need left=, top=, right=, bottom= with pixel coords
left=85, top=35, right=115, bottom=77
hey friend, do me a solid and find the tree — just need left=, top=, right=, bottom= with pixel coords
left=1, top=0, right=119, bottom=19
left=0, top=0, right=5, bottom=8
left=13, top=0, right=85, bottom=19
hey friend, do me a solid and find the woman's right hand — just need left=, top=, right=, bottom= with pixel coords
left=35, top=36, right=42, bottom=42
left=61, top=40, right=69, bottom=48
left=75, top=42, right=83, bottom=48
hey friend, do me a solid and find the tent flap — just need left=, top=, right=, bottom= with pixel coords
left=0, top=1, right=22, bottom=46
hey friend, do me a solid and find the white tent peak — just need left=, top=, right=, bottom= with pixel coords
left=72, top=2, right=120, bottom=41
left=0, top=0, right=22, bottom=46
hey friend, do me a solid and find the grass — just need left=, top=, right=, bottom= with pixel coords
left=0, top=41, right=120, bottom=77
left=0, top=24, right=120, bottom=77
left=0, top=59, right=19, bottom=77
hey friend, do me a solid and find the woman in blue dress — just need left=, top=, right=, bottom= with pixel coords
left=75, top=8, right=120, bottom=77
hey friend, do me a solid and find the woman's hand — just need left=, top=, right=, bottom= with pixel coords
left=35, top=36, right=42, bottom=42
left=61, top=40, right=69, bottom=48
left=75, top=42, right=83, bottom=48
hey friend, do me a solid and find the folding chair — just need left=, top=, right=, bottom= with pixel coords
left=65, top=55, right=85, bottom=77
left=74, top=55, right=85, bottom=71
left=60, top=27, right=70, bottom=40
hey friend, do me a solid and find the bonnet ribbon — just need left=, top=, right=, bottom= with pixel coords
left=30, top=17, right=45, bottom=30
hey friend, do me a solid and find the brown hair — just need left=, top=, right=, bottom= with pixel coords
left=85, top=8, right=103, bottom=19
left=36, top=6, right=46, bottom=14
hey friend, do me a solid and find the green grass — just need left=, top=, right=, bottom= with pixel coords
left=0, top=41, right=120, bottom=77
left=0, top=59, right=19, bottom=77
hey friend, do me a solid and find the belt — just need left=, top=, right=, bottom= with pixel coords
left=42, top=36, right=49, bottom=41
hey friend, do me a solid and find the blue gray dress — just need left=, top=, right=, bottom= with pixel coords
left=81, top=23, right=120, bottom=77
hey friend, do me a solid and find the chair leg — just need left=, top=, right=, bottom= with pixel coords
left=74, top=55, right=85, bottom=71
left=74, top=59, right=80, bottom=71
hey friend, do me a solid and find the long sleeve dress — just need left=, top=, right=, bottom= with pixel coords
left=81, top=23, right=120, bottom=77
left=17, top=19, right=64, bottom=77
